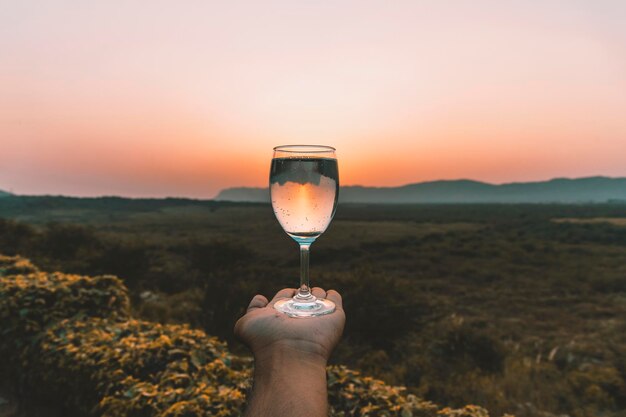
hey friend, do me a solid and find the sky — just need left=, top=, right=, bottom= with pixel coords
left=1, top=0, right=625, bottom=198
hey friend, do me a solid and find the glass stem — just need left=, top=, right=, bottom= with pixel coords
left=296, top=244, right=314, bottom=302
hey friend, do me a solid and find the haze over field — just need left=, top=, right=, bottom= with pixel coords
left=1, top=1, right=626, bottom=197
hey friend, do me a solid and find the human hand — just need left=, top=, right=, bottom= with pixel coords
left=235, top=288, right=344, bottom=417
left=234, top=288, right=345, bottom=365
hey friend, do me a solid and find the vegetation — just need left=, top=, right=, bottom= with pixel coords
left=0, top=254, right=492, bottom=417
left=1, top=196, right=626, bottom=416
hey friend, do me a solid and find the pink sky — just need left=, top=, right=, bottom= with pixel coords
left=1, top=1, right=625, bottom=198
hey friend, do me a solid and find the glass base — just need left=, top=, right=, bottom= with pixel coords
left=274, top=297, right=336, bottom=318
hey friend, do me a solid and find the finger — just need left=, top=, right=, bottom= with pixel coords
left=270, top=288, right=296, bottom=305
left=311, top=287, right=326, bottom=299
left=247, top=294, right=269, bottom=312
left=326, top=290, right=343, bottom=310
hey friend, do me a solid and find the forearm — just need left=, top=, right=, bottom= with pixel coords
left=244, top=345, right=328, bottom=417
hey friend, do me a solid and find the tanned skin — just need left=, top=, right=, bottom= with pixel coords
left=234, top=287, right=345, bottom=417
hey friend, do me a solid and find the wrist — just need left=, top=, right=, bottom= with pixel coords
left=253, top=341, right=328, bottom=373
left=246, top=342, right=329, bottom=417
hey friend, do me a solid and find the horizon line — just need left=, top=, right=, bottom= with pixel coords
left=1, top=174, right=623, bottom=200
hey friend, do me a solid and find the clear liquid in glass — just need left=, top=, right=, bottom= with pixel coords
left=270, top=157, right=339, bottom=245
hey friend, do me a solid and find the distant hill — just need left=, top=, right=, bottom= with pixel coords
left=215, top=176, right=626, bottom=204
left=214, top=187, right=269, bottom=203
left=0, top=190, right=11, bottom=198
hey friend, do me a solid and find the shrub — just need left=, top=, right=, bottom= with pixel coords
left=0, top=254, right=129, bottom=372
left=187, top=239, right=255, bottom=274
left=40, top=223, right=101, bottom=261
left=0, top=254, right=39, bottom=275
left=34, top=317, right=248, bottom=417
left=0, top=219, right=38, bottom=256
left=0, top=254, right=496, bottom=417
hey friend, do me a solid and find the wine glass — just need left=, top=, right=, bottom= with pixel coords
left=270, top=145, right=339, bottom=317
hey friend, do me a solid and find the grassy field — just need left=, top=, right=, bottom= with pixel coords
left=1, top=196, right=626, bottom=416
left=553, top=217, right=626, bottom=226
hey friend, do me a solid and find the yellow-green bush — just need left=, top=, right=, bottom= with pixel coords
left=0, top=254, right=38, bottom=275
left=0, top=254, right=130, bottom=383
left=0, top=254, right=495, bottom=417
left=32, top=317, right=248, bottom=416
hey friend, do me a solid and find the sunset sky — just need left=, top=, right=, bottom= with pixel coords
left=1, top=1, right=625, bottom=198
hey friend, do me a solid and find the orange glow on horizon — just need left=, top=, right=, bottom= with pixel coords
left=1, top=1, right=625, bottom=197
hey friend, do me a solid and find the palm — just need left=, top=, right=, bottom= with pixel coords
left=235, top=288, right=345, bottom=361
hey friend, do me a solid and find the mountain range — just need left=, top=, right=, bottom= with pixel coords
left=215, top=177, right=626, bottom=204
